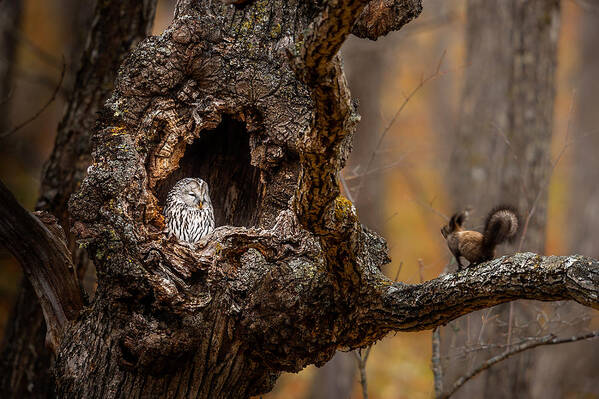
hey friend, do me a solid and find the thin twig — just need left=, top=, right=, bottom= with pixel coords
left=353, top=51, right=448, bottom=202
left=0, top=88, right=13, bottom=106
left=353, top=346, right=373, bottom=399
left=441, top=330, right=599, bottom=399
left=412, top=197, right=449, bottom=221
left=432, top=328, right=443, bottom=398
left=506, top=302, right=514, bottom=346
left=0, top=57, right=65, bottom=139
left=339, top=173, right=354, bottom=203
left=418, top=258, right=425, bottom=283
left=394, top=260, right=404, bottom=281
left=14, top=68, right=69, bottom=98
left=8, top=24, right=63, bottom=69
left=343, top=153, right=410, bottom=181
left=444, top=328, right=596, bottom=360
left=517, top=91, right=576, bottom=251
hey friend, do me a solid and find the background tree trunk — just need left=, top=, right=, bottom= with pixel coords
left=440, top=0, right=560, bottom=397
left=0, top=1, right=157, bottom=397
left=530, top=9, right=599, bottom=398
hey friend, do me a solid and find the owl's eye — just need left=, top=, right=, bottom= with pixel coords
left=188, top=192, right=195, bottom=197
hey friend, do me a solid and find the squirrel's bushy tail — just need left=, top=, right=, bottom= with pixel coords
left=482, top=205, right=520, bottom=250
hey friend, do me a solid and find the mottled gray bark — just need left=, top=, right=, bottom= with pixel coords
left=440, top=0, right=560, bottom=397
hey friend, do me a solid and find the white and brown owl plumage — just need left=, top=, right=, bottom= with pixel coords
left=164, top=178, right=215, bottom=244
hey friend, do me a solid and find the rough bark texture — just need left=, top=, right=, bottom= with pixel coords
left=307, top=34, right=388, bottom=398
left=0, top=1, right=158, bottom=397
left=352, top=0, right=422, bottom=40
left=441, top=0, right=560, bottom=397
left=0, top=181, right=83, bottom=352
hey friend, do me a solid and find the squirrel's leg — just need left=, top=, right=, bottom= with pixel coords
left=455, top=255, right=463, bottom=271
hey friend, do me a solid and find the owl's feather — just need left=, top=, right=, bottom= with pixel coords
left=164, top=178, right=215, bottom=243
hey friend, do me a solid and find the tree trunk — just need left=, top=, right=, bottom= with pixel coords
left=531, top=10, right=599, bottom=398
left=440, top=0, right=560, bottom=397
left=0, top=1, right=157, bottom=397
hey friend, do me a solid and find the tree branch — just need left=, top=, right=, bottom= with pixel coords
left=440, top=330, right=599, bottom=399
left=289, top=0, right=375, bottom=274
left=0, top=180, right=83, bottom=351
left=432, top=327, right=443, bottom=397
left=298, top=0, right=369, bottom=79
left=352, top=0, right=423, bottom=40
left=290, top=1, right=423, bottom=250
left=0, top=59, right=65, bottom=138
left=370, top=253, right=598, bottom=335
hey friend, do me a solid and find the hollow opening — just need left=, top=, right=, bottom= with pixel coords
left=155, top=117, right=261, bottom=227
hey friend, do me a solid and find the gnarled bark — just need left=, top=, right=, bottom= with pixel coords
left=0, top=181, right=83, bottom=352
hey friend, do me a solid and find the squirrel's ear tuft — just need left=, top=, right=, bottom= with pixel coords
left=454, top=212, right=466, bottom=227
left=448, top=215, right=456, bottom=231
left=452, top=210, right=468, bottom=228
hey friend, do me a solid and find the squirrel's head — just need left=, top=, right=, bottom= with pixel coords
left=441, top=209, right=469, bottom=238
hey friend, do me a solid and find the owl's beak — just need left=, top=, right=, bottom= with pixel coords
left=197, top=202, right=203, bottom=210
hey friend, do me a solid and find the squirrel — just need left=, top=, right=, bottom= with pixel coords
left=441, top=205, right=520, bottom=270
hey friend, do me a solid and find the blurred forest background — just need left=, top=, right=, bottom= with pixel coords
left=0, top=0, right=597, bottom=398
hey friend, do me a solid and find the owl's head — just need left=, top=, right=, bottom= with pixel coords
left=170, top=178, right=212, bottom=209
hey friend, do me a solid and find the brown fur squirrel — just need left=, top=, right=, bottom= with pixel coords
left=441, top=205, right=520, bottom=270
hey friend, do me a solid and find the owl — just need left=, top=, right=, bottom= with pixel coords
left=164, top=178, right=215, bottom=244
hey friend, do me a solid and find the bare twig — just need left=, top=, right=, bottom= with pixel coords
left=354, top=51, right=448, bottom=202
left=0, top=88, right=13, bottom=106
left=343, top=153, right=410, bottom=182
left=394, top=260, right=404, bottom=281
left=432, top=328, right=443, bottom=398
left=506, top=302, right=515, bottom=346
left=14, top=68, right=69, bottom=98
left=441, top=330, right=599, bottom=398
left=0, top=58, right=65, bottom=139
left=517, top=92, right=576, bottom=251
left=418, top=258, right=425, bottom=283
left=412, top=197, right=449, bottom=221
left=444, top=326, right=597, bottom=361
left=353, top=345, right=373, bottom=399
left=339, top=173, right=355, bottom=203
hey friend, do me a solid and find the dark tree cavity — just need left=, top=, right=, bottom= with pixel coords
left=1, top=1, right=598, bottom=398
left=154, top=117, right=262, bottom=227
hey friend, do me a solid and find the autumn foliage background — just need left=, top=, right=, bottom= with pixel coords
left=0, top=0, right=596, bottom=398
